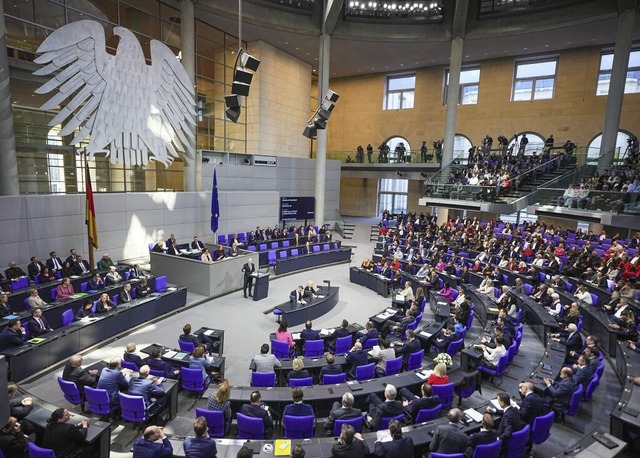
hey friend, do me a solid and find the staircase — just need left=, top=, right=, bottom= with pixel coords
left=370, top=225, right=380, bottom=242
left=341, top=222, right=355, bottom=240
left=496, top=161, right=576, bottom=202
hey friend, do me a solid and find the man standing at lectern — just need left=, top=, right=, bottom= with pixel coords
left=242, top=258, right=256, bottom=298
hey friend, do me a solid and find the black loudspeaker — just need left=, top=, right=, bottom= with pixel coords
left=303, top=125, right=318, bottom=139
left=241, top=53, right=261, bottom=72
left=326, top=89, right=339, bottom=102
left=313, top=118, right=327, bottom=130
left=225, top=107, right=241, bottom=122
left=234, top=68, right=254, bottom=85
left=232, top=82, right=250, bottom=97
left=225, top=95, right=242, bottom=108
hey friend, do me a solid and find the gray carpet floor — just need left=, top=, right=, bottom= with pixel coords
left=20, top=221, right=630, bottom=457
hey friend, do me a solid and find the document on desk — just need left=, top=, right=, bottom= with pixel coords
left=464, top=408, right=484, bottom=423
left=163, top=350, right=177, bottom=358
left=395, top=294, right=405, bottom=301
left=175, top=352, right=188, bottom=359
left=490, top=398, right=519, bottom=410
left=292, top=333, right=301, bottom=340
left=204, top=329, right=215, bottom=336
left=320, top=328, right=335, bottom=337
left=415, top=370, right=433, bottom=380
left=419, top=331, right=433, bottom=338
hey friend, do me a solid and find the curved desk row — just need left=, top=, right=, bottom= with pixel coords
left=272, top=287, right=340, bottom=327
left=255, top=240, right=342, bottom=267
left=274, top=248, right=351, bottom=276
left=610, top=341, right=640, bottom=449
left=1, top=287, right=187, bottom=382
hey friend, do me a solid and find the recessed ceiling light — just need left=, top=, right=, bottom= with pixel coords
left=545, top=44, right=549, bottom=47
left=523, top=47, right=528, bottom=50
left=400, top=63, right=404, bottom=66
left=285, top=41, right=289, bottom=44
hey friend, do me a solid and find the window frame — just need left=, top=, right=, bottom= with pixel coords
left=384, top=73, right=416, bottom=110
left=511, top=58, right=558, bottom=102
left=443, top=67, right=481, bottom=105
left=596, top=49, right=640, bottom=96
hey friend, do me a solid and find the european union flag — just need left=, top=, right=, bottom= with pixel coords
left=211, top=168, right=219, bottom=233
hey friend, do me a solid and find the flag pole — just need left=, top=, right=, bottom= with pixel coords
left=85, top=152, right=95, bottom=269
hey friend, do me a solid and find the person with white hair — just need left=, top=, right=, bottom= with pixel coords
left=364, top=384, right=405, bottom=430
left=547, top=293, right=563, bottom=317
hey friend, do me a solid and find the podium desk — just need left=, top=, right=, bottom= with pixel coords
left=273, top=287, right=339, bottom=327
left=252, top=272, right=270, bottom=301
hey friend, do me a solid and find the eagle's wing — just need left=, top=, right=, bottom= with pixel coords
left=33, top=20, right=110, bottom=150
left=149, top=39, right=196, bottom=164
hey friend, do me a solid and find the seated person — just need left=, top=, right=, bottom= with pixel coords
left=26, top=289, right=47, bottom=309
left=393, top=329, right=422, bottom=367
left=358, top=321, right=378, bottom=346
left=104, top=266, right=122, bottom=285
left=373, top=419, right=414, bottom=457
left=543, top=367, right=577, bottom=413
left=97, top=357, right=131, bottom=406
left=300, top=320, right=321, bottom=341
left=132, top=425, right=172, bottom=457
left=135, top=277, right=151, bottom=298
left=96, top=253, right=115, bottom=271
left=430, top=408, right=469, bottom=455
left=128, top=365, right=166, bottom=416
left=427, top=325, right=458, bottom=354
left=42, top=408, right=89, bottom=458
left=240, top=390, right=275, bottom=439
left=206, top=379, right=232, bottom=433
left=213, top=245, right=226, bottom=261
left=365, top=384, right=405, bottom=430
left=123, top=342, right=146, bottom=369
left=287, top=357, right=310, bottom=382
left=190, top=237, right=205, bottom=251
left=438, top=282, right=456, bottom=303
left=303, top=280, right=318, bottom=298
left=465, top=413, right=498, bottom=457
left=75, top=300, right=95, bottom=320
left=572, top=355, right=594, bottom=388
left=428, top=362, right=450, bottom=386
left=0, top=294, right=12, bottom=317
left=0, top=416, right=28, bottom=458
left=184, top=417, right=217, bottom=458
left=8, top=383, right=33, bottom=422
left=118, top=283, right=134, bottom=304
left=290, top=285, right=305, bottom=304
left=129, top=264, right=145, bottom=278
left=319, top=353, right=343, bottom=382
left=71, top=255, right=90, bottom=275
left=150, top=242, right=165, bottom=253
left=38, top=267, right=56, bottom=284
left=95, top=293, right=115, bottom=314
left=275, top=320, right=295, bottom=349
left=331, top=423, right=370, bottom=457
left=475, top=335, right=506, bottom=369
left=26, top=257, right=45, bottom=281
left=86, top=272, right=105, bottom=291
left=189, top=346, right=213, bottom=382
left=253, top=343, right=281, bottom=372
left=27, top=307, right=53, bottom=337
left=346, top=341, right=368, bottom=378
left=283, top=387, right=314, bottom=417
left=180, top=323, right=218, bottom=354
left=200, top=248, right=213, bottom=262
left=399, top=382, right=441, bottom=422
left=381, top=309, right=415, bottom=339
left=55, top=277, right=75, bottom=300
left=0, top=320, right=26, bottom=351
left=324, top=392, right=362, bottom=434
left=6, top=261, right=26, bottom=279
left=62, top=354, right=98, bottom=391
left=146, top=348, right=181, bottom=379
left=373, top=339, right=397, bottom=376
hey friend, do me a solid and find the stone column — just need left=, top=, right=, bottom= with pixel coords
left=180, top=0, right=199, bottom=191
left=314, top=33, right=330, bottom=227
left=0, top=1, right=19, bottom=196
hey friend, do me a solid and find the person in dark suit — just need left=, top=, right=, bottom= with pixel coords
left=123, top=343, right=147, bottom=369
left=518, top=382, right=545, bottom=425
left=97, top=357, right=131, bottom=406
left=290, top=285, right=305, bottom=304
left=129, top=264, right=145, bottom=279
left=71, top=255, right=91, bottom=275
left=240, top=390, right=275, bottom=439
left=465, top=413, right=498, bottom=458
left=0, top=320, right=26, bottom=351
left=393, top=329, right=422, bottom=367
left=183, top=416, right=217, bottom=458
left=146, top=348, right=181, bottom=379
left=429, top=324, right=457, bottom=354
left=0, top=294, right=12, bottom=317
left=190, top=237, right=205, bottom=251
left=135, top=277, right=151, bottom=298
left=325, top=392, right=362, bottom=434
left=213, top=245, right=227, bottom=261
left=319, top=353, right=343, bottom=382
left=165, top=234, right=177, bottom=249
left=554, top=323, right=583, bottom=363
left=242, top=258, right=256, bottom=298
left=118, top=283, right=134, bottom=304
left=283, top=387, right=314, bottom=418
left=373, top=419, right=414, bottom=457
left=87, top=272, right=105, bottom=291
left=398, top=382, right=441, bottom=422
left=45, top=251, right=64, bottom=272
left=345, top=341, right=368, bottom=378
left=572, top=355, right=594, bottom=388
left=132, top=425, right=173, bottom=458
left=27, top=256, right=46, bottom=281
left=167, top=241, right=180, bottom=256
left=300, top=320, right=321, bottom=341
left=128, top=365, right=166, bottom=416
left=42, top=408, right=89, bottom=458
left=180, top=323, right=218, bottom=354
left=365, top=384, right=405, bottom=430
left=27, top=307, right=53, bottom=337
left=62, top=354, right=98, bottom=390
left=430, top=408, right=469, bottom=454
left=104, top=266, right=122, bottom=285
left=303, top=280, right=318, bottom=298
left=0, top=415, right=28, bottom=457
left=494, top=392, right=525, bottom=442
left=358, top=321, right=379, bottom=346
left=331, top=423, right=369, bottom=457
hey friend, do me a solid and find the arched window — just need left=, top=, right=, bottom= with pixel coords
left=385, top=136, right=411, bottom=163
left=508, top=132, right=545, bottom=155
left=47, top=126, right=66, bottom=194
left=586, top=131, right=634, bottom=160
left=453, top=134, right=472, bottom=161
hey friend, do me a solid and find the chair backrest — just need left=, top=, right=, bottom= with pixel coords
left=581, top=373, right=599, bottom=402
left=236, top=413, right=264, bottom=439
left=121, top=360, right=139, bottom=372
left=531, top=411, right=555, bottom=444
left=80, top=282, right=88, bottom=293
left=432, top=382, right=455, bottom=409
left=446, top=338, right=464, bottom=357
left=154, top=275, right=168, bottom=292
left=514, top=331, right=523, bottom=355
left=595, top=362, right=604, bottom=380
left=283, top=414, right=315, bottom=439
left=271, top=339, right=291, bottom=359
left=378, top=413, right=405, bottom=431
left=248, top=246, right=257, bottom=252
left=431, top=454, right=464, bottom=458
left=267, top=251, right=277, bottom=263
left=362, top=337, right=379, bottom=350
left=355, top=362, right=376, bottom=381
left=279, top=251, right=288, bottom=259
left=84, top=386, right=112, bottom=416
left=407, top=349, right=425, bottom=371
left=291, top=248, right=299, bottom=256
left=282, top=240, right=290, bottom=247
left=60, top=308, right=74, bottom=326
left=178, top=339, right=196, bottom=353
left=251, top=371, right=276, bottom=388
left=466, top=310, right=475, bottom=329
left=27, top=442, right=56, bottom=458
left=119, top=393, right=147, bottom=423
left=57, top=377, right=83, bottom=405
left=23, top=298, right=31, bottom=310
left=323, top=373, right=347, bottom=385
left=566, top=384, right=583, bottom=416
left=472, top=439, right=503, bottom=458
left=195, top=407, right=226, bottom=437
left=289, top=377, right=313, bottom=387
left=414, top=405, right=442, bottom=423
left=312, top=245, right=320, bottom=253
left=385, top=356, right=403, bottom=376
left=334, top=335, right=352, bottom=354
left=523, top=283, right=534, bottom=295
left=333, top=415, right=363, bottom=436
left=182, top=367, right=206, bottom=393
left=112, top=294, right=119, bottom=305
left=323, top=244, right=330, bottom=251
left=506, top=342, right=517, bottom=366
left=506, top=424, right=530, bottom=458
left=589, top=293, right=599, bottom=306
left=304, top=339, right=325, bottom=357
left=259, top=243, right=267, bottom=251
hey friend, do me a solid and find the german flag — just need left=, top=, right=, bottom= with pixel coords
left=85, top=158, right=98, bottom=249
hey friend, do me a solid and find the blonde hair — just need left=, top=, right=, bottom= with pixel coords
left=125, top=342, right=136, bottom=353
left=292, top=357, right=305, bottom=372
left=434, top=362, right=447, bottom=378
left=216, top=379, right=230, bottom=403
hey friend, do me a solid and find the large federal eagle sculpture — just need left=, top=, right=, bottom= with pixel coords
left=33, top=20, right=196, bottom=167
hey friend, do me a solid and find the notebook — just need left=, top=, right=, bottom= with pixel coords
left=274, top=439, right=291, bottom=456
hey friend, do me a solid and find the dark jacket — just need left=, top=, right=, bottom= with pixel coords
left=519, top=392, right=545, bottom=425
left=373, top=436, right=414, bottom=457
left=132, top=437, right=173, bottom=458
left=183, top=435, right=218, bottom=458
left=497, top=406, right=525, bottom=441
left=430, top=423, right=468, bottom=454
